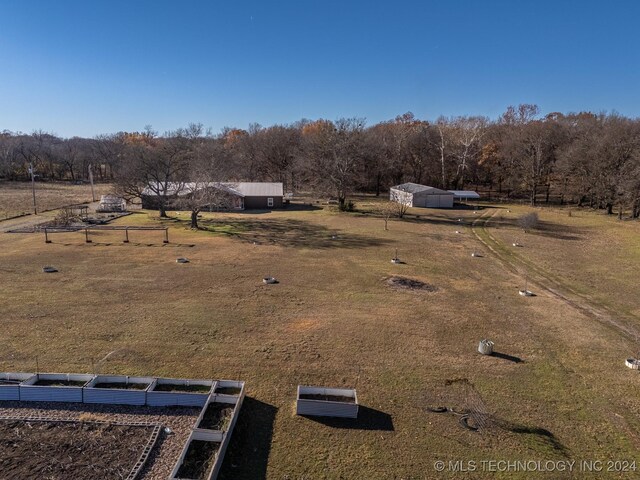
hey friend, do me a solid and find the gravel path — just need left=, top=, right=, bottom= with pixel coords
left=0, top=401, right=200, bottom=480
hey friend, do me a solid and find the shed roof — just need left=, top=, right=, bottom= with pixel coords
left=391, top=183, right=453, bottom=195
left=448, top=190, right=481, bottom=199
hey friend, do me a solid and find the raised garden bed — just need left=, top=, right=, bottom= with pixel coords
left=213, top=380, right=243, bottom=396
left=20, top=373, right=94, bottom=403
left=296, top=385, right=359, bottom=418
left=174, top=438, right=220, bottom=480
left=147, top=378, right=214, bottom=407
left=93, top=382, right=149, bottom=389
left=84, top=375, right=153, bottom=406
left=0, top=373, right=34, bottom=400
left=197, top=402, right=234, bottom=431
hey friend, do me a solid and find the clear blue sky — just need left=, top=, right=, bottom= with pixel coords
left=1, top=0, right=639, bottom=137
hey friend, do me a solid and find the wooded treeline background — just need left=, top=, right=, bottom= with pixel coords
left=1, top=104, right=639, bottom=217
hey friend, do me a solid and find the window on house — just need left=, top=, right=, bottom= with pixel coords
left=267, top=197, right=274, bottom=207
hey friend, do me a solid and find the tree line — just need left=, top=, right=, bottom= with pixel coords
left=1, top=104, right=639, bottom=218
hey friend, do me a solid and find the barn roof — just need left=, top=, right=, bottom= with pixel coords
left=391, top=183, right=453, bottom=195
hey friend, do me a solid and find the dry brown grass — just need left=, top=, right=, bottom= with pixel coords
left=0, top=198, right=639, bottom=478
left=0, top=181, right=112, bottom=218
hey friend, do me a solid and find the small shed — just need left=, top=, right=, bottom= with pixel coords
left=97, top=194, right=127, bottom=213
left=390, top=183, right=454, bottom=208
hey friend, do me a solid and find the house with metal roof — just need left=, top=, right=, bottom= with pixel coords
left=141, top=182, right=284, bottom=210
left=390, top=183, right=454, bottom=208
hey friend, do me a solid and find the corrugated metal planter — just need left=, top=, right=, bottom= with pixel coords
left=0, top=373, right=35, bottom=400
left=169, top=431, right=222, bottom=480
left=20, top=373, right=94, bottom=403
left=84, top=375, right=153, bottom=406
left=146, top=378, right=215, bottom=407
left=213, top=380, right=244, bottom=396
left=296, top=385, right=359, bottom=419
left=170, top=382, right=246, bottom=480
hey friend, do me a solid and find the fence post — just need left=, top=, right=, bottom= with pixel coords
left=124, top=227, right=129, bottom=243
left=163, top=228, right=169, bottom=243
left=44, top=228, right=51, bottom=244
left=85, top=227, right=92, bottom=243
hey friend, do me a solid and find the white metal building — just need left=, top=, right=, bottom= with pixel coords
left=390, top=183, right=455, bottom=208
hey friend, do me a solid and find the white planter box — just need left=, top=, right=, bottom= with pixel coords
left=84, top=375, right=153, bottom=405
left=296, top=385, right=359, bottom=418
left=0, top=373, right=35, bottom=400
left=20, top=373, right=94, bottom=403
left=146, top=378, right=214, bottom=407
left=170, top=381, right=246, bottom=480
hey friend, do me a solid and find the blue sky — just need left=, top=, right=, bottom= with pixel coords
left=1, top=0, right=639, bottom=137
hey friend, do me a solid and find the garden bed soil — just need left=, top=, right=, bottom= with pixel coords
left=34, top=379, right=87, bottom=387
left=214, top=386, right=241, bottom=395
left=299, top=394, right=355, bottom=403
left=153, top=384, right=211, bottom=393
left=175, top=440, right=220, bottom=480
left=0, top=419, right=154, bottom=480
left=198, top=403, right=234, bottom=431
left=93, top=382, right=149, bottom=390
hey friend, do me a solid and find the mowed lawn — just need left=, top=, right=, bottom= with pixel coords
left=1, top=199, right=639, bottom=479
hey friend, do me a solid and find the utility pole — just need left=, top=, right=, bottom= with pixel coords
left=29, top=162, right=37, bottom=214
left=88, top=164, right=96, bottom=202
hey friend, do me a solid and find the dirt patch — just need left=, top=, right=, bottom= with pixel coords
left=385, top=276, right=437, bottom=292
left=198, top=403, right=234, bottom=430
left=175, top=440, right=220, bottom=479
left=299, top=394, right=355, bottom=403
left=0, top=418, right=154, bottom=480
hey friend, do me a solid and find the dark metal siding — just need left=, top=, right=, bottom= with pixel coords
left=243, top=196, right=283, bottom=210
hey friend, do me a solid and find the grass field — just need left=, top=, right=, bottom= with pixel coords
left=0, top=181, right=113, bottom=218
left=1, top=197, right=639, bottom=479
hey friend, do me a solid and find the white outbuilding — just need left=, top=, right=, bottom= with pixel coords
left=390, top=183, right=455, bottom=208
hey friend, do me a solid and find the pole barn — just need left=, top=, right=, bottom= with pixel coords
left=390, top=183, right=455, bottom=208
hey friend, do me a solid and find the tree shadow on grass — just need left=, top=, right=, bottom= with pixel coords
left=497, top=419, right=570, bottom=457
left=300, top=406, right=394, bottom=431
left=218, top=398, right=277, bottom=480
left=198, top=218, right=391, bottom=249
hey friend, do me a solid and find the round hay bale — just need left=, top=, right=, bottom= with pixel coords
left=263, top=276, right=277, bottom=284
left=519, top=289, right=535, bottom=297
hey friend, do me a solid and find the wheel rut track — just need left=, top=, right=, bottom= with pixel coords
left=471, top=209, right=639, bottom=340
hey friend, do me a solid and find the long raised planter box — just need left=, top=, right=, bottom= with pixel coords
left=84, top=375, right=154, bottom=406
left=170, top=381, right=246, bottom=480
left=20, top=373, right=94, bottom=403
left=296, top=385, right=359, bottom=419
left=146, top=378, right=215, bottom=407
left=0, top=373, right=35, bottom=400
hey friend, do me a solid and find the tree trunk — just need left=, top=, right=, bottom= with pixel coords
left=159, top=204, right=168, bottom=218
left=191, top=210, right=199, bottom=229
left=530, top=184, right=537, bottom=206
